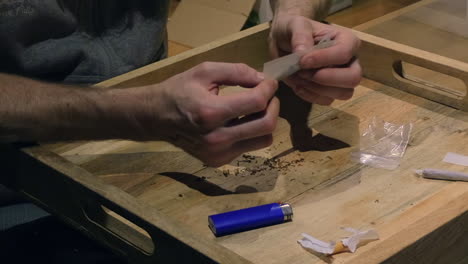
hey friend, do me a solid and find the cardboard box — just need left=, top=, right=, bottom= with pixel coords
left=168, top=0, right=352, bottom=48
left=255, top=0, right=353, bottom=22
left=167, top=0, right=256, bottom=47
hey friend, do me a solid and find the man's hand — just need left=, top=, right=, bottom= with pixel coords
left=0, top=63, right=278, bottom=167
left=112, top=62, right=279, bottom=167
left=269, top=14, right=362, bottom=105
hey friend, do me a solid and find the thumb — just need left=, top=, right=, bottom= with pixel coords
left=290, top=19, right=315, bottom=53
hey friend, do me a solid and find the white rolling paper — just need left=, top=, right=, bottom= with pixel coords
left=263, top=36, right=335, bottom=80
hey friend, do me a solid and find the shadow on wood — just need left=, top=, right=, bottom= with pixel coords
left=160, top=172, right=235, bottom=196
left=276, top=81, right=352, bottom=153
left=383, top=210, right=468, bottom=264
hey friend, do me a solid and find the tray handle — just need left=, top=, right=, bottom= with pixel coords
left=0, top=144, right=251, bottom=264
left=355, top=30, right=468, bottom=111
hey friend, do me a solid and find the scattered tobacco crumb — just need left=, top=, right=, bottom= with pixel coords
left=219, top=154, right=307, bottom=177
left=374, top=199, right=379, bottom=203
left=178, top=194, right=183, bottom=197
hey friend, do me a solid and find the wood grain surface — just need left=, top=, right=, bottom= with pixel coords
left=37, top=15, right=468, bottom=262
left=14, top=1, right=468, bottom=263
left=167, top=0, right=421, bottom=57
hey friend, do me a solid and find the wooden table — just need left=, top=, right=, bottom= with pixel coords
left=4, top=1, right=468, bottom=263
left=167, top=0, right=421, bottom=57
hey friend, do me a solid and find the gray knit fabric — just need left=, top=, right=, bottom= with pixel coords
left=0, top=0, right=169, bottom=84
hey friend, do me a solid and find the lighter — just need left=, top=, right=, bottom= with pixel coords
left=208, top=203, right=293, bottom=236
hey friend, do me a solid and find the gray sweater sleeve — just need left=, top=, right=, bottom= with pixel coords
left=0, top=0, right=169, bottom=84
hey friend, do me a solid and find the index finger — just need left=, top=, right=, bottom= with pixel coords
left=215, top=79, right=278, bottom=121
left=299, top=30, right=360, bottom=69
left=194, top=62, right=264, bottom=88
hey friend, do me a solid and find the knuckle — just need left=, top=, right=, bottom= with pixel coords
left=355, top=37, right=362, bottom=49
left=349, top=73, right=362, bottom=87
left=261, top=117, right=277, bottom=133
left=191, top=106, right=219, bottom=131
left=232, top=129, right=247, bottom=142
left=250, top=93, right=268, bottom=112
left=269, top=79, right=279, bottom=90
left=198, top=61, right=213, bottom=71
left=194, top=62, right=213, bottom=77
left=348, top=63, right=363, bottom=87
left=233, top=63, right=251, bottom=76
left=338, top=48, right=354, bottom=65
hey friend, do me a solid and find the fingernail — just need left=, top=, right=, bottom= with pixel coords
left=295, top=44, right=306, bottom=52
left=257, top=72, right=265, bottom=81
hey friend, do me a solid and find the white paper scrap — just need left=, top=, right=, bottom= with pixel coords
left=298, top=233, right=336, bottom=254
left=341, top=227, right=380, bottom=253
left=298, top=228, right=379, bottom=255
left=443, top=152, right=468, bottom=166
left=263, top=36, right=335, bottom=80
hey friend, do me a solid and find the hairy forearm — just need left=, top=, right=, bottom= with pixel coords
left=0, top=74, right=155, bottom=142
left=271, top=0, right=331, bottom=21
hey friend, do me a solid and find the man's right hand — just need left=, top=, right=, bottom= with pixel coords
left=110, top=62, right=279, bottom=167
left=0, top=63, right=278, bottom=167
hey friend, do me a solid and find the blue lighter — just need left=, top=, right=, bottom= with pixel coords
left=208, top=203, right=293, bottom=236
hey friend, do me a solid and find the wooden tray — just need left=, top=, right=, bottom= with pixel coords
left=4, top=13, right=468, bottom=263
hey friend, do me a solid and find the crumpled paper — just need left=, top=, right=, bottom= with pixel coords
left=298, top=228, right=379, bottom=255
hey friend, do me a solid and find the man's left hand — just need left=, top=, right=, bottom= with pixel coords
left=269, top=14, right=362, bottom=105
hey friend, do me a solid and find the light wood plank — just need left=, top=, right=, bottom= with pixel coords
left=14, top=2, right=468, bottom=262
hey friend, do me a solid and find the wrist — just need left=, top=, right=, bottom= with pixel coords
left=49, top=87, right=125, bottom=141
left=103, top=87, right=149, bottom=140
left=104, top=84, right=172, bottom=141
left=271, top=0, right=331, bottom=21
